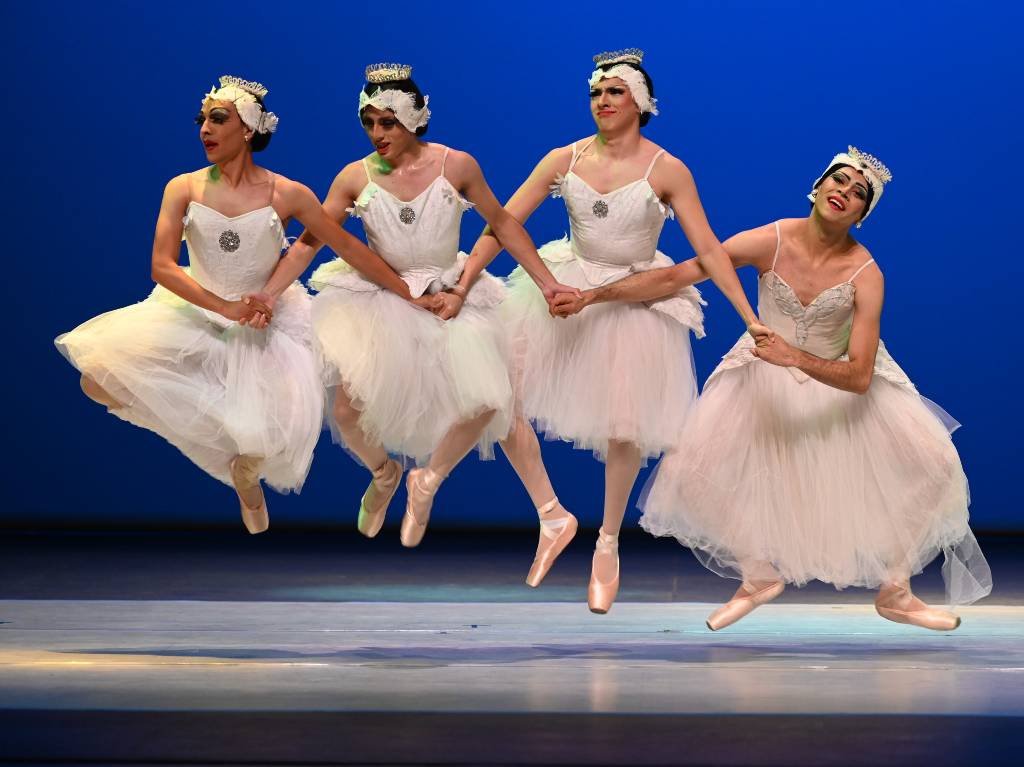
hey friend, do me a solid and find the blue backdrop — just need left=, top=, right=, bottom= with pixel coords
left=4, top=1, right=1021, bottom=530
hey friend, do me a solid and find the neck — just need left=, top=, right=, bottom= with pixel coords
left=213, top=149, right=257, bottom=187
left=595, top=122, right=642, bottom=157
left=383, top=140, right=427, bottom=172
left=805, top=210, right=853, bottom=255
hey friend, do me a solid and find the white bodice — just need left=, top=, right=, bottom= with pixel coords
left=551, top=138, right=674, bottom=287
left=758, top=221, right=874, bottom=360
left=347, top=149, right=474, bottom=298
left=182, top=202, right=287, bottom=300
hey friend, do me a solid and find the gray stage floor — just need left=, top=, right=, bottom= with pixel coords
left=0, top=531, right=1021, bottom=765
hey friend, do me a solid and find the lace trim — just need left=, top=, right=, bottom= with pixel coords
left=765, top=271, right=854, bottom=346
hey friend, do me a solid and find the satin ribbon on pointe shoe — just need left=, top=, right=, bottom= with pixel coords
left=358, top=458, right=403, bottom=538
left=705, top=580, right=785, bottom=631
left=230, top=456, right=269, bottom=535
left=400, top=467, right=443, bottom=547
left=587, top=528, right=619, bottom=614
left=875, top=582, right=961, bottom=631
left=526, top=498, right=578, bottom=588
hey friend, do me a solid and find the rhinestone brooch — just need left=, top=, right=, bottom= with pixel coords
left=592, top=200, right=609, bottom=218
left=219, top=230, right=241, bottom=252
left=399, top=207, right=416, bottom=225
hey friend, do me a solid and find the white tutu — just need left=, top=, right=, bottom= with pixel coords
left=55, top=279, right=322, bottom=493
left=502, top=237, right=705, bottom=462
left=309, top=256, right=512, bottom=464
left=640, top=336, right=992, bottom=605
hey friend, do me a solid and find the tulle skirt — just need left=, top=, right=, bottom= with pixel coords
left=502, top=239, right=705, bottom=462
left=639, top=351, right=992, bottom=605
left=309, top=259, right=512, bottom=464
left=54, top=281, right=322, bottom=492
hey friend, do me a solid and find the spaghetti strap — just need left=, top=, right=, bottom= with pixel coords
left=643, top=149, right=666, bottom=180
left=568, top=137, right=598, bottom=174
left=440, top=146, right=451, bottom=178
left=265, top=170, right=276, bottom=206
left=771, top=221, right=782, bottom=270
left=849, top=258, right=876, bottom=282
left=361, top=157, right=372, bottom=183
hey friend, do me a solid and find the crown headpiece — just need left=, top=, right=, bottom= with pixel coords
left=847, top=146, right=893, bottom=185
left=593, top=48, right=644, bottom=67
left=366, top=63, right=413, bottom=83
left=217, top=75, right=268, bottom=99
left=809, top=145, right=893, bottom=226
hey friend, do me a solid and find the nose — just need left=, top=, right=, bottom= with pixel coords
left=371, top=124, right=385, bottom=142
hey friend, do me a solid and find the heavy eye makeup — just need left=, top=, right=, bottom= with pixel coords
left=362, top=119, right=399, bottom=131
left=831, top=171, right=867, bottom=200
left=590, top=86, right=627, bottom=98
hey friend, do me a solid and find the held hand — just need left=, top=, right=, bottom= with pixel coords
left=435, top=291, right=464, bottom=321
left=747, top=320, right=775, bottom=342
left=540, top=281, right=582, bottom=301
left=548, top=291, right=590, bottom=318
left=223, top=297, right=274, bottom=325
left=410, top=294, right=444, bottom=314
left=239, top=292, right=276, bottom=329
left=750, top=334, right=799, bottom=367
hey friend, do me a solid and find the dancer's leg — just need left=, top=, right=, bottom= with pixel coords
left=501, top=415, right=578, bottom=585
left=230, top=454, right=269, bottom=535
left=333, top=386, right=401, bottom=537
left=80, top=375, right=123, bottom=410
left=588, top=440, right=642, bottom=613
left=401, top=409, right=496, bottom=547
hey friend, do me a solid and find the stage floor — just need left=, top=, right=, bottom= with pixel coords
left=1, top=531, right=1021, bottom=766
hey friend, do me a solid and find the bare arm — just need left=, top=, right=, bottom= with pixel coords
left=551, top=224, right=777, bottom=316
left=465, top=146, right=576, bottom=295
left=753, top=263, right=883, bottom=394
left=660, top=156, right=761, bottom=330
left=257, top=167, right=358, bottom=301
left=275, top=175, right=412, bottom=300
left=150, top=175, right=267, bottom=322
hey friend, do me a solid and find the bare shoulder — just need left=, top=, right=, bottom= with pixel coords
left=268, top=173, right=316, bottom=210
left=723, top=222, right=780, bottom=266
left=652, top=149, right=692, bottom=177
left=334, top=159, right=370, bottom=191
left=439, top=146, right=481, bottom=175
left=853, top=244, right=883, bottom=284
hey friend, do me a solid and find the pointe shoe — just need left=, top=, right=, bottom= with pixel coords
left=526, top=498, right=578, bottom=588
left=230, top=456, right=269, bottom=535
left=357, top=458, right=403, bottom=538
left=400, top=467, right=443, bottom=548
left=875, top=583, right=961, bottom=631
left=587, top=528, right=619, bottom=614
left=706, top=580, right=785, bottom=631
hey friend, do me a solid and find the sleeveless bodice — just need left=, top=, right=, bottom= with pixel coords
left=182, top=177, right=287, bottom=300
left=348, top=149, right=474, bottom=298
left=550, top=138, right=674, bottom=286
left=757, top=221, right=875, bottom=360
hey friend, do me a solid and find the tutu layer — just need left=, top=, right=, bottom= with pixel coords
left=639, top=352, right=991, bottom=605
left=502, top=238, right=703, bottom=461
left=310, top=267, right=512, bottom=464
left=55, top=280, right=322, bottom=492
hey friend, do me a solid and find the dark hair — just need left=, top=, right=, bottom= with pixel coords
left=360, top=78, right=429, bottom=137
left=248, top=94, right=272, bottom=152
left=597, top=62, right=655, bottom=127
left=813, top=163, right=874, bottom=219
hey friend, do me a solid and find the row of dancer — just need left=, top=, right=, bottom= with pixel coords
left=56, top=50, right=990, bottom=631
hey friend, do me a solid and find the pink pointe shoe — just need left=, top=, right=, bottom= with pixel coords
left=357, top=458, right=403, bottom=538
left=875, top=583, right=961, bottom=631
left=587, top=528, right=619, bottom=614
left=526, top=498, right=578, bottom=588
left=706, top=580, right=786, bottom=631
left=400, top=467, right=443, bottom=548
left=229, top=456, right=269, bottom=535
